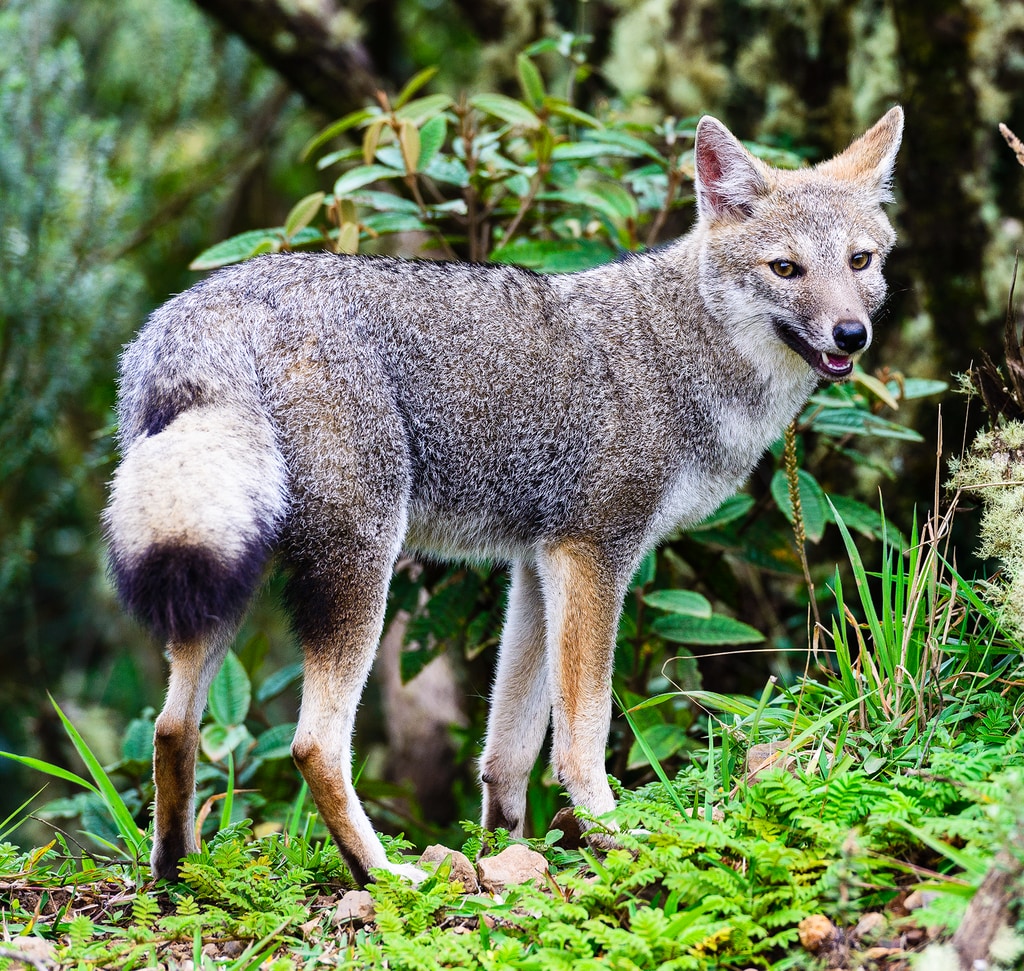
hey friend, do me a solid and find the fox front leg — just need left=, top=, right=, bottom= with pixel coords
left=480, top=560, right=551, bottom=835
left=539, top=540, right=626, bottom=836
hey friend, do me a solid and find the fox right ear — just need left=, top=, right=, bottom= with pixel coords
left=694, top=116, right=771, bottom=222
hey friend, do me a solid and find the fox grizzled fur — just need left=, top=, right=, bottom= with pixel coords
left=105, top=107, right=904, bottom=885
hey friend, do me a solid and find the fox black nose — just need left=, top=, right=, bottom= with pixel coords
left=832, top=320, right=868, bottom=353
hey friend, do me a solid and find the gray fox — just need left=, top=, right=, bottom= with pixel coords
left=104, top=107, right=903, bottom=885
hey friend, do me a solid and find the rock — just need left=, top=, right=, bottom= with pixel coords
left=853, top=911, right=886, bottom=942
left=549, top=807, right=584, bottom=848
left=418, top=844, right=480, bottom=892
left=798, top=914, right=838, bottom=952
left=333, top=889, right=376, bottom=924
left=477, top=844, right=549, bottom=893
left=745, top=742, right=797, bottom=783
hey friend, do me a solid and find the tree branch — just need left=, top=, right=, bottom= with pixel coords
left=192, top=0, right=382, bottom=117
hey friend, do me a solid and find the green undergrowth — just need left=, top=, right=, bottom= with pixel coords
left=1, top=687, right=1022, bottom=970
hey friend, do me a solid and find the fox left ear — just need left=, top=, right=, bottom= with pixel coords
left=819, top=105, right=904, bottom=203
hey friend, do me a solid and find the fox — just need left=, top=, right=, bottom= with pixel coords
left=104, top=106, right=903, bottom=886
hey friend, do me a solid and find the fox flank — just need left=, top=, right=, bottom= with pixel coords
left=104, top=107, right=903, bottom=885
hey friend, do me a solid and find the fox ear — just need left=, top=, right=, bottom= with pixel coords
left=694, top=116, right=771, bottom=222
left=819, top=105, right=904, bottom=203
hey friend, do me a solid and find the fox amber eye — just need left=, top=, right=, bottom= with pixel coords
left=850, top=251, right=872, bottom=270
left=769, top=259, right=800, bottom=279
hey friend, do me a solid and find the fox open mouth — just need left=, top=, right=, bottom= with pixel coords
left=773, top=320, right=854, bottom=381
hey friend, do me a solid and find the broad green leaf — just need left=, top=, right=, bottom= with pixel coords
left=652, top=613, right=765, bottom=645
left=255, top=661, right=304, bottom=704
left=393, top=66, right=439, bottom=109
left=208, top=650, right=251, bottom=727
left=416, top=114, right=447, bottom=172
left=469, top=93, right=541, bottom=129
left=349, top=190, right=421, bottom=213
left=810, top=408, right=924, bottom=442
left=516, top=53, right=545, bottom=109
left=423, top=154, right=470, bottom=187
left=315, top=146, right=362, bottom=170
left=585, top=128, right=666, bottom=163
left=200, top=723, right=252, bottom=763
left=590, top=182, right=639, bottom=222
left=250, top=722, right=298, bottom=762
left=826, top=493, right=886, bottom=540
left=630, top=549, right=657, bottom=589
left=627, top=722, right=688, bottom=770
left=688, top=494, right=754, bottom=531
left=770, top=468, right=827, bottom=542
left=395, top=93, right=455, bottom=124
left=190, top=229, right=282, bottom=271
left=544, top=98, right=603, bottom=130
left=333, top=164, right=402, bottom=198
left=893, top=377, right=948, bottom=400
left=490, top=238, right=614, bottom=273
left=643, top=589, right=713, bottom=618
left=301, top=107, right=379, bottom=161
left=284, top=191, right=325, bottom=240
left=362, top=212, right=430, bottom=235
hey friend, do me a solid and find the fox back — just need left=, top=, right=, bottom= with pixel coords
left=105, top=107, right=903, bottom=885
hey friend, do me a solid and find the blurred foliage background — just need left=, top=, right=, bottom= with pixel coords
left=3, top=0, right=1024, bottom=849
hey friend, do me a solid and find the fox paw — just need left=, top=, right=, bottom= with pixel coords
left=375, top=861, right=429, bottom=884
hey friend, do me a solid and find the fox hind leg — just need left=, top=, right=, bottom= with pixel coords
left=480, top=560, right=551, bottom=836
left=151, top=633, right=232, bottom=880
left=286, top=546, right=423, bottom=886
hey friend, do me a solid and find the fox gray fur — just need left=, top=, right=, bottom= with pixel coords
left=104, top=107, right=903, bottom=885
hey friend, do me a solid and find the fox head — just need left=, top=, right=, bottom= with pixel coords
left=693, top=107, right=904, bottom=382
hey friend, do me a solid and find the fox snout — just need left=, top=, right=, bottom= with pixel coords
left=832, top=319, right=869, bottom=353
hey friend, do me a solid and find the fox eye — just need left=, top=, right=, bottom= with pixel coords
left=850, top=251, right=872, bottom=270
left=769, top=259, right=801, bottom=279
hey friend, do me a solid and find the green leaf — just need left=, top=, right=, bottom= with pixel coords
left=361, top=212, right=430, bottom=235
left=627, top=722, right=688, bottom=770
left=689, top=494, right=755, bottom=531
left=416, top=114, right=447, bottom=172
left=516, top=53, right=545, bottom=109
left=394, top=93, right=455, bottom=125
left=544, top=99, right=602, bottom=130
left=652, top=613, right=765, bottom=645
left=49, top=696, right=145, bottom=852
left=770, top=468, right=827, bottom=542
left=393, top=66, right=439, bottom=109
left=284, top=191, right=325, bottom=240
left=809, top=408, right=924, bottom=442
left=333, top=164, right=403, bottom=198
left=0, top=751, right=95, bottom=793
left=630, top=549, right=657, bottom=589
left=826, top=494, right=888, bottom=540
left=250, top=722, right=297, bottom=762
left=490, top=238, right=615, bottom=273
left=301, top=107, right=380, bottom=161
left=189, top=229, right=282, bottom=271
left=200, top=723, right=252, bottom=763
left=584, top=129, right=666, bottom=163
left=643, top=589, right=713, bottom=618
left=894, top=377, right=948, bottom=400
left=255, top=661, right=304, bottom=704
left=469, top=93, right=541, bottom=129
left=208, top=650, right=251, bottom=727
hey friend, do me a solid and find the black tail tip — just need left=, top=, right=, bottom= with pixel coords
left=110, top=541, right=269, bottom=643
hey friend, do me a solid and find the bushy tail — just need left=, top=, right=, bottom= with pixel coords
left=104, top=402, right=289, bottom=643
